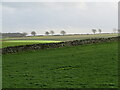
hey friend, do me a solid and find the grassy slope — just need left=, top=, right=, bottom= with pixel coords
left=1, top=33, right=118, bottom=48
left=1, top=40, right=61, bottom=48
left=2, top=42, right=118, bottom=88
left=4, top=33, right=118, bottom=41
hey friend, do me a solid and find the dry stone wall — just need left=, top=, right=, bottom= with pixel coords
left=1, top=37, right=120, bottom=54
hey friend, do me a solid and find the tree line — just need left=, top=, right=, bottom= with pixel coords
left=31, top=29, right=120, bottom=36
left=1, top=28, right=119, bottom=37
left=92, top=28, right=120, bottom=34
left=31, top=30, right=66, bottom=36
left=1, top=33, right=27, bottom=38
left=92, top=29, right=102, bottom=34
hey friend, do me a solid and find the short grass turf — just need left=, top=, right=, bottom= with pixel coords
left=2, top=42, right=118, bottom=88
left=1, top=40, right=61, bottom=48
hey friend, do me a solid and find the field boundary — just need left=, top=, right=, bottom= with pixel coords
left=1, top=37, right=120, bottom=54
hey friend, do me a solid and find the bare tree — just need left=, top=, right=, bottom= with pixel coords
left=45, top=31, right=49, bottom=36
left=113, top=28, right=117, bottom=33
left=60, top=30, right=66, bottom=35
left=50, top=30, right=54, bottom=35
left=31, top=31, right=36, bottom=36
left=98, top=29, right=102, bottom=34
left=118, top=29, right=120, bottom=33
left=92, top=29, right=97, bottom=34
left=23, top=32, right=27, bottom=36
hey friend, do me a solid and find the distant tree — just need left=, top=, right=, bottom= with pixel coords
left=92, top=29, right=97, bottom=34
left=50, top=30, right=54, bottom=35
left=98, top=29, right=102, bottom=34
left=31, top=31, right=36, bottom=36
left=23, top=32, right=27, bottom=36
left=60, top=30, right=66, bottom=35
left=45, top=31, right=49, bottom=36
left=113, top=28, right=117, bottom=33
left=118, top=29, right=120, bottom=33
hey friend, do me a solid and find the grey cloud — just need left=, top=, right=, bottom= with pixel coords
left=2, top=2, right=117, bottom=34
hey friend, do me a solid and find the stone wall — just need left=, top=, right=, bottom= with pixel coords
left=1, top=37, right=120, bottom=54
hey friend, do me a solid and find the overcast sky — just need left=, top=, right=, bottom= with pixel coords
left=1, top=1, right=118, bottom=35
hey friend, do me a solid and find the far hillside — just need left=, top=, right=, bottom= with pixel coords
left=1, top=33, right=118, bottom=48
left=3, top=33, right=118, bottom=41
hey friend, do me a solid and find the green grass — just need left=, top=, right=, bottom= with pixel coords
left=0, top=55, right=1, bottom=89
left=1, top=33, right=118, bottom=48
left=4, top=33, right=118, bottom=41
left=2, top=41, right=118, bottom=88
left=1, top=40, right=61, bottom=48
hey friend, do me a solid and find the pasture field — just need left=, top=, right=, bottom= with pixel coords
left=1, top=33, right=118, bottom=48
left=2, top=41, right=118, bottom=88
left=1, top=40, right=61, bottom=48
left=4, top=33, right=118, bottom=41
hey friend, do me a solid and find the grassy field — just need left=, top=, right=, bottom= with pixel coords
left=4, top=33, right=118, bottom=41
left=1, top=40, right=61, bottom=48
left=2, top=41, right=118, bottom=88
left=1, top=33, right=118, bottom=48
